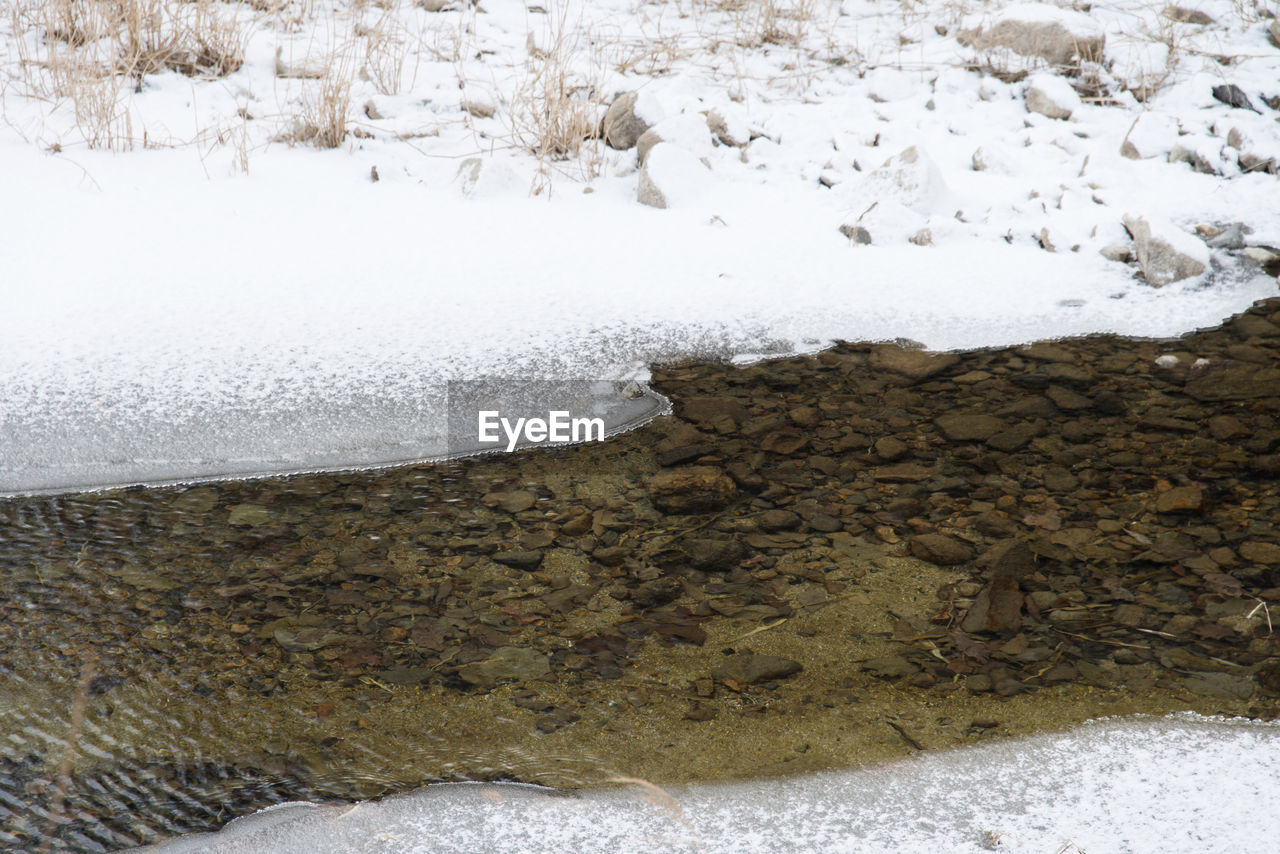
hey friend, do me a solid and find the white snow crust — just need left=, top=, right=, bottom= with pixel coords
left=137, top=714, right=1280, bottom=854
left=2, top=0, right=1278, bottom=493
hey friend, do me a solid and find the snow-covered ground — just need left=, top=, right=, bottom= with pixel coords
left=1, top=0, right=1278, bottom=493
left=138, top=713, right=1280, bottom=853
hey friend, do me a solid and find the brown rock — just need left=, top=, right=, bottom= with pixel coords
left=868, top=344, right=960, bottom=382
left=961, top=577, right=1023, bottom=633
left=713, top=652, right=803, bottom=684
left=761, top=430, right=809, bottom=455
left=874, top=436, right=909, bottom=460
left=1240, top=541, right=1280, bottom=565
left=680, top=537, right=748, bottom=571
left=758, top=510, right=801, bottom=531
left=676, top=396, right=748, bottom=430
left=647, top=466, right=738, bottom=514
left=1045, top=385, right=1091, bottom=410
left=977, top=539, right=1036, bottom=579
left=873, top=463, right=934, bottom=483
left=484, top=490, right=537, bottom=513
left=1186, top=365, right=1280, bottom=401
left=934, top=413, right=1006, bottom=442
left=909, top=533, right=973, bottom=565
left=789, top=406, right=821, bottom=427
left=1155, top=486, right=1204, bottom=514
left=493, top=549, right=544, bottom=569
left=861, top=656, right=920, bottom=679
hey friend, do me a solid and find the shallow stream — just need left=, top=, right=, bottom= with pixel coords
left=3, top=300, right=1280, bottom=851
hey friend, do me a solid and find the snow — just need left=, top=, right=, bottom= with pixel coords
left=136, top=714, right=1280, bottom=854
left=1, top=0, right=1278, bottom=494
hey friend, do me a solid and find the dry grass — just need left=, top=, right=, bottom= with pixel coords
left=508, top=1, right=607, bottom=186
left=287, top=59, right=355, bottom=148
left=10, top=0, right=248, bottom=148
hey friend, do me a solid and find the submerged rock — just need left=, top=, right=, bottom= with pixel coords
left=457, top=647, right=551, bottom=689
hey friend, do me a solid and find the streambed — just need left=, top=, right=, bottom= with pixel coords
left=3, top=298, right=1279, bottom=850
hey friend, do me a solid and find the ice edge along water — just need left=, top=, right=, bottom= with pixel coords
left=137, top=713, right=1280, bottom=854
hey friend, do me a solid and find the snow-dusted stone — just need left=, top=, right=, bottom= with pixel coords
left=839, top=147, right=949, bottom=244
left=635, top=128, right=662, bottom=165
left=1270, top=21, right=1280, bottom=50
left=274, top=46, right=326, bottom=79
left=1120, top=112, right=1178, bottom=159
left=454, top=157, right=522, bottom=199
left=1204, top=223, right=1246, bottom=250
left=1025, top=74, right=1080, bottom=119
left=461, top=101, right=496, bottom=119
left=958, top=3, right=1105, bottom=68
left=856, top=146, right=951, bottom=215
left=865, top=67, right=920, bottom=102
left=635, top=113, right=716, bottom=165
left=1163, top=6, right=1215, bottom=25
left=637, top=143, right=710, bottom=209
left=603, top=91, right=661, bottom=151
left=1123, top=214, right=1209, bottom=286
left=839, top=224, right=873, bottom=245
left=1169, top=134, right=1234, bottom=175
left=1227, top=127, right=1278, bottom=174
left=704, top=108, right=748, bottom=147
left=1099, top=244, right=1133, bottom=263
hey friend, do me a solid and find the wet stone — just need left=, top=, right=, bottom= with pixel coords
left=647, top=466, right=738, bottom=514
left=861, top=656, right=920, bottom=680
left=1156, top=486, right=1204, bottom=514
left=457, top=647, right=551, bottom=689
left=228, top=503, right=272, bottom=526
left=679, top=538, right=748, bottom=571
left=868, top=344, right=961, bottom=382
left=934, top=414, right=1006, bottom=442
left=909, top=533, right=973, bottom=566
left=712, top=653, right=803, bottom=684
left=493, top=549, right=544, bottom=570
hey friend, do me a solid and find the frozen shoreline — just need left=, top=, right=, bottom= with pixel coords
left=4, top=0, right=1279, bottom=490
left=138, top=713, right=1280, bottom=854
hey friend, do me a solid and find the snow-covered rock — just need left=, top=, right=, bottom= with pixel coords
left=274, top=46, right=326, bottom=79
left=637, top=143, right=710, bottom=209
left=958, top=3, right=1106, bottom=69
left=704, top=107, right=748, bottom=148
left=455, top=157, right=523, bottom=199
left=839, top=146, right=951, bottom=245
left=1120, top=112, right=1179, bottom=160
left=1163, top=5, right=1215, bottom=25
left=635, top=113, right=716, bottom=165
left=1123, top=214, right=1210, bottom=286
left=1227, top=125, right=1279, bottom=175
left=856, top=146, right=950, bottom=216
left=1025, top=74, right=1080, bottom=120
left=603, top=91, right=663, bottom=151
left=1100, top=244, right=1133, bottom=263
left=1169, top=135, right=1234, bottom=176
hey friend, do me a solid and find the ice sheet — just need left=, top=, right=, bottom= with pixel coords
left=136, top=714, right=1280, bottom=854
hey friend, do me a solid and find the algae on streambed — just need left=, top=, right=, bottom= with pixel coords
left=3, top=300, right=1280, bottom=850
